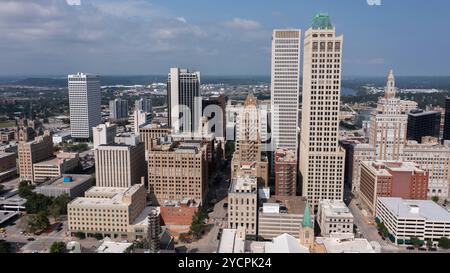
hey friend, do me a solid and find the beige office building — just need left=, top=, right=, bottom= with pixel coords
left=138, top=122, right=171, bottom=154
left=18, top=131, right=54, bottom=182
left=148, top=140, right=208, bottom=204
left=95, top=143, right=146, bottom=188
left=299, top=13, right=346, bottom=207
left=68, top=184, right=155, bottom=240
left=231, top=94, right=269, bottom=186
left=228, top=175, right=258, bottom=236
left=317, top=199, right=354, bottom=236
left=33, top=152, right=79, bottom=183
left=258, top=196, right=309, bottom=240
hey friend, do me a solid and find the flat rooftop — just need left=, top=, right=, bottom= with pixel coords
left=0, top=152, right=15, bottom=159
left=263, top=196, right=308, bottom=215
left=0, top=210, right=20, bottom=225
left=70, top=185, right=142, bottom=207
left=320, top=200, right=353, bottom=218
left=40, top=175, right=91, bottom=189
left=378, top=197, right=450, bottom=222
left=218, top=229, right=245, bottom=253
left=318, top=237, right=379, bottom=253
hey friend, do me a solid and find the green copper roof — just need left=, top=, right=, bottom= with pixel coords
left=311, top=13, right=333, bottom=30
left=302, top=201, right=313, bottom=228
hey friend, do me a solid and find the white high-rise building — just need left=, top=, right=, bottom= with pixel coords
left=167, top=68, right=202, bottom=134
left=131, top=108, right=151, bottom=135
left=299, top=13, right=346, bottom=207
left=135, top=98, right=153, bottom=114
left=270, top=29, right=301, bottom=156
left=93, top=123, right=117, bottom=149
left=369, top=70, right=408, bottom=161
left=68, top=73, right=101, bottom=140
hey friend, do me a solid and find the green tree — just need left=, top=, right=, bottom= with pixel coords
left=0, top=240, right=11, bottom=253
left=431, top=196, right=439, bottom=203
left=18, top=181, right=35, bottom=198
left=410, top=236, right=423, bottom=248
left=50, top=241, right=66, bottom=253
left=74, top=232, right=86, bottom=239
left=189, top=209, right=207, bottom=239
left=0, top=184, right=4, bottom=193
left=377, top=222, right=389, bottom=237
left=438, top=237, right=450, bottom=249
left=93, top=233, right=103, bottom=240
left=225, top=141, right=235, bottom=161
left=25, top=193, right=53, bottom=214
left=26, top=211, right=50, bottom=234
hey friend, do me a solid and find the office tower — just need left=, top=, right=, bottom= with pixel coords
left=131, top=108, right=152, bottom=135
left=148, top=210, right=161, bottom=253
left=135, top=97, right=153, bottom=114
left=148, top=140, right=208, bottom=204
left=109, top=98, right=129, bottom=120
left=360, top=161, right=429, bottom=215
left=231, top=94, right=269, bottom=186
left=68, top=73, right=101, bottom=140
left=18, top=131, right=54, bottom=182
left=274, top=149, right=297, bottom=196
left=270, top=29, right=301, bottom=156
left=407, top=109, right=441, bottom=143
left=94, top=142, right=146, bottom=188
left=138, top=122, right=171, bottom=154
left=369, top=70, right=408, bottom=160
left=202, top=94, right=227, bottom=138
left=227, top=175, right=258, bottom=235
left=299, top=13, right=346, bottom=206
left=444, top=97, right=450, bottom=142
left=93, top=123, right=117, bottom=149
left=167, top=68, right=201, bottom=134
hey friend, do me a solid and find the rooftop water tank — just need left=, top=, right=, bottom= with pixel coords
left=63, top=176, right=73, bottom=183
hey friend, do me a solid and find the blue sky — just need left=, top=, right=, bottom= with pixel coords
left=1, top=0, right=450, bottom=76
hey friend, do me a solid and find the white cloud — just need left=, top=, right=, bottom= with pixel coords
left=224, top=18, right=261, bottom=30
left=66, top=0, right=81, bottom=6
left=176, top=17, right=187, bottom=23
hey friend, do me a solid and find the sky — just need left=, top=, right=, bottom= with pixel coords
left=1, top=0, right=450, bottom=76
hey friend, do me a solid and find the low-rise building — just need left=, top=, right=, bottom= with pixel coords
left=32, top=152, right=79, bottom=183
left=376, top=197, right=450, bottom=245
left=360, top=161, right=429, bottom=215
left=258, top=196, right=309, bottom=240
left=317, top=200, right=354, bottom=236
left=228, top=175, right=258, bottom=235
left=315, top=236, right=380, bottom=253
left=68, top=184, right=156, bottom=240
left=159, top=198, right=200, bottom=235
left=35, top=175, right=92, bottom=198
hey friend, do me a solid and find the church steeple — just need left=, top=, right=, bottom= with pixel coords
left=302, top=201, right=313, bottom=228
left=384, top=69, right=397, bottom=99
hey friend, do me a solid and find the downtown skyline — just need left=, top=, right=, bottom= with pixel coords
left=1, top=0, right=450, bottom=76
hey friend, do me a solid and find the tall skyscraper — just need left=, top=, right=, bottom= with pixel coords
left=135, top=98, right=153, bottom=114
left=407, top=109, right=441, bottom=143
left=167, top=68, right=201, bottom=134
left=109, top=98, right=129, bottom=120
left=231, top=94, right=269, bottom=186
left=444, top=97, right=450, bottom=142
left=299, top=13, right=346, bottom=207
left=68, top=73, right=101, bottom=140
left=270, top=29, right=301, bottom=156
left=369, top=70, right=408, bottom=160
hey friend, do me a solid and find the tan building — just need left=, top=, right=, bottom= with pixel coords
left=18, top=131, right=54, bottom=182
left=299, top=14, right=346, bottom=207
left=274, top=149, right=297, bottom=196
left=138, top=122, right=171, bottom=155
left=231, top=94, right=269, bottom=186
left=0, top=152, right=17, bottom=182
left=258, top=196, right=309, bottom=240
left=148, top=140, right=208, bottom=204
left=228, top=175, right=258, bottom=236
left=32, top=152, right=79, bottom=183
left=94, top=142, right=146, bottom=188
left=68, top=184, right=154, bottom=240
left=317, top=200, right=354, bottom=236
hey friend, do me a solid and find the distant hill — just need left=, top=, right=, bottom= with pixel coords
left=12, top=78, right=67, bottom=88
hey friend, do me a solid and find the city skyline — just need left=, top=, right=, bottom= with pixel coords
left=2, top=0, right=450, bottom=76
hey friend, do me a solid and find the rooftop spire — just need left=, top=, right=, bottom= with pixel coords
left=311, top=13, right=333, bottom=30
left=302, top=201, right=313, bottom=228
left=385, top=69, right=397, bottom=99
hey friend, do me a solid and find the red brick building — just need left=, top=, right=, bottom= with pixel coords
left=274, top=149, right=297, bottom=196
left=159, top=199, right=200, bottom=236
left=360, top=161, right=429, bottom=215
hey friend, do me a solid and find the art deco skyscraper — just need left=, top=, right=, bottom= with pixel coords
left=68, top=73, right=101, bottom=140
left=167, top=68, right=201, bottom=134
left=270, top=29, right=301, bottom=156
left=369, top=70, right=408, bottom=160
left=299, top=13, right=346, bottom=207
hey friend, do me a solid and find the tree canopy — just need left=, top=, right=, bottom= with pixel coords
left=50, top=241, right=66, bottom=253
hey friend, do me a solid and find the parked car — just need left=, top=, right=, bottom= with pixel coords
left=429, top=248, right=437, bottom=252
left=406, top=246, right=415, bottom=250
left=27, top=237, right=35, bottom=241
left=418, top=247, right=427, bottom=251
